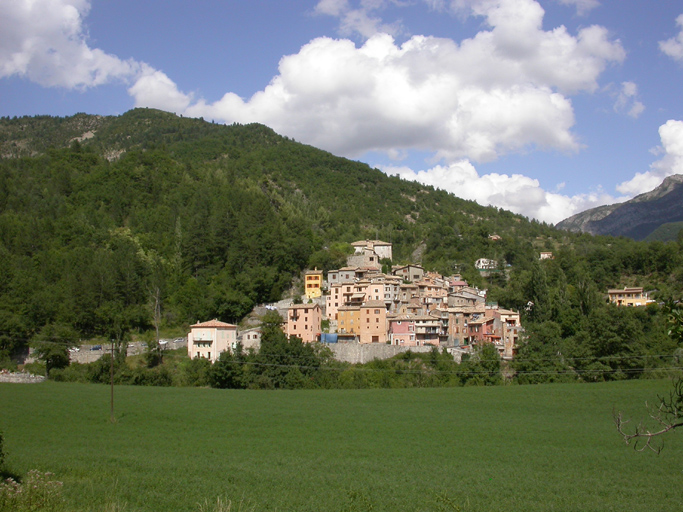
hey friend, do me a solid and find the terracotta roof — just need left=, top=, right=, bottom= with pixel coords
left=388, top=314, right=416, bottom=321
left=607, top=287, right=644, bottom=294
left=191, top=319, right=236, bottom=328
left=351, top=239, right=391, bottom=246
left=361, top=300, right=387, bottom=308
left=290, top=303, right=321, bottom=310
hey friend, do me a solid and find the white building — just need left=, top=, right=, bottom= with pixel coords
left=187, top=319, right=237, bottom=363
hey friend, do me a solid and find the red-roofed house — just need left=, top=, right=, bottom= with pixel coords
left=188, top=319, right=237, bottom=363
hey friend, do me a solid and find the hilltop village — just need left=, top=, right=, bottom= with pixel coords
left=188, top=240, right=524, bottom=363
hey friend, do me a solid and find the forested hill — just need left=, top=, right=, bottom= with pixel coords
left=1, top=109, right=682, bottom=359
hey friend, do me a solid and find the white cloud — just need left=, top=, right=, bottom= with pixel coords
left=613, top=81, right=644, bottom=119
left=0, top=0, right=139, bottom=88
left=617, top=120, right=683, bottom=196
left=555, top=0, right=600, bottom=16
left=177, top=0, right=624, bottom=164
left=128, top=65, right=193, bottom=113
left=660, top=14, right=683, bottom=62
left=381, top=160, right=620, bottom=224
left=314, top=0, right=403, bottom=39
left=0, top=0, right=193, bottom=114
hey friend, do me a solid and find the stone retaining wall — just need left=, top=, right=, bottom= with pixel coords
left=327, top=343, right=435, bottom=364
left=0, top=372, right=46, bottom=383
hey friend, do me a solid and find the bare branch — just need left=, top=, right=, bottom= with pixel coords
left=614, top=378, right=683, bottom=454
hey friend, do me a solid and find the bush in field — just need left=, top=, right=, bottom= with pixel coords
left=0, top=470, right=64, bottom=512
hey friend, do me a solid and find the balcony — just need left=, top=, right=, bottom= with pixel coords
left=193, top=334, right=214, bottom=342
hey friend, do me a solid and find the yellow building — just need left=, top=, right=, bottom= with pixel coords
left=607, top=287, right=652, bottom=307
left=304, top=268, right=324, bottom=299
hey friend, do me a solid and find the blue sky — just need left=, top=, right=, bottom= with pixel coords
left=1, top=0, right=683, bottom=224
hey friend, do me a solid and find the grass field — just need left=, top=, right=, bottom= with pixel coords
left=1, top=380, right=682, bottom=511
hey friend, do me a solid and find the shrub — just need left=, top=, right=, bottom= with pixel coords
left=0, top=470, right=64, bottom=512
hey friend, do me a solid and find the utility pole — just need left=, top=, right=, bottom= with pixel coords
left=110, top=339, right=115, bottom=423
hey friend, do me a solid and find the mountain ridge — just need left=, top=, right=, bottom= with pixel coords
left=556, top=174, right=683, bottom=240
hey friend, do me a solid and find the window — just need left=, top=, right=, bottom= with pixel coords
left=374, top=309, right=380, bottom=314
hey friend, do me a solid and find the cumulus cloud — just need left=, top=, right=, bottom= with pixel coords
left=128, top=65, right=193, bottom=113
left=179, top=0, right=624, bottom=164
left=617, top=120, right=683, bottom=196
left=659, top=14, right=683, bottom=62
left=0, top=0, right=193, bottom=114
left=381, top=160, right=620, bottom=224
left=613, top=81, right=645, bottom=119
left=0, top=0, right=139, bottom=88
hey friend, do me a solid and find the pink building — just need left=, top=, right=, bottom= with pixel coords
left=388, top=314, right=416, bottom=346
left=286, top=304, right=322, bottom=343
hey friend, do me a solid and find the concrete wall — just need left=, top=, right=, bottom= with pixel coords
left=327, top=343, right=435, bottom=364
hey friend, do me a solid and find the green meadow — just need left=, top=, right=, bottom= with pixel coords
left=1, top=380, right=682, bottom=512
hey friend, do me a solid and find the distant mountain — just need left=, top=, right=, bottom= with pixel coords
left=556, top=175, right=683, bottom=240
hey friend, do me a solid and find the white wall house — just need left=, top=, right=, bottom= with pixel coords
left=187, top=319, right=237, bottom=363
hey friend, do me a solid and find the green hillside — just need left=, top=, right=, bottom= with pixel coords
left=643, top=221, right=683, bottom=242
left=1, top=109, right=682, bottom=372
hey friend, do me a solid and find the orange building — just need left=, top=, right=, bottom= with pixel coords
left=337, top=305, right=361, bottom=338
left=359, top=301, right=388, bottom=344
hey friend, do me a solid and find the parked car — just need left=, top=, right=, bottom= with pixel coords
left=90, top=345, right=102, bottom=351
